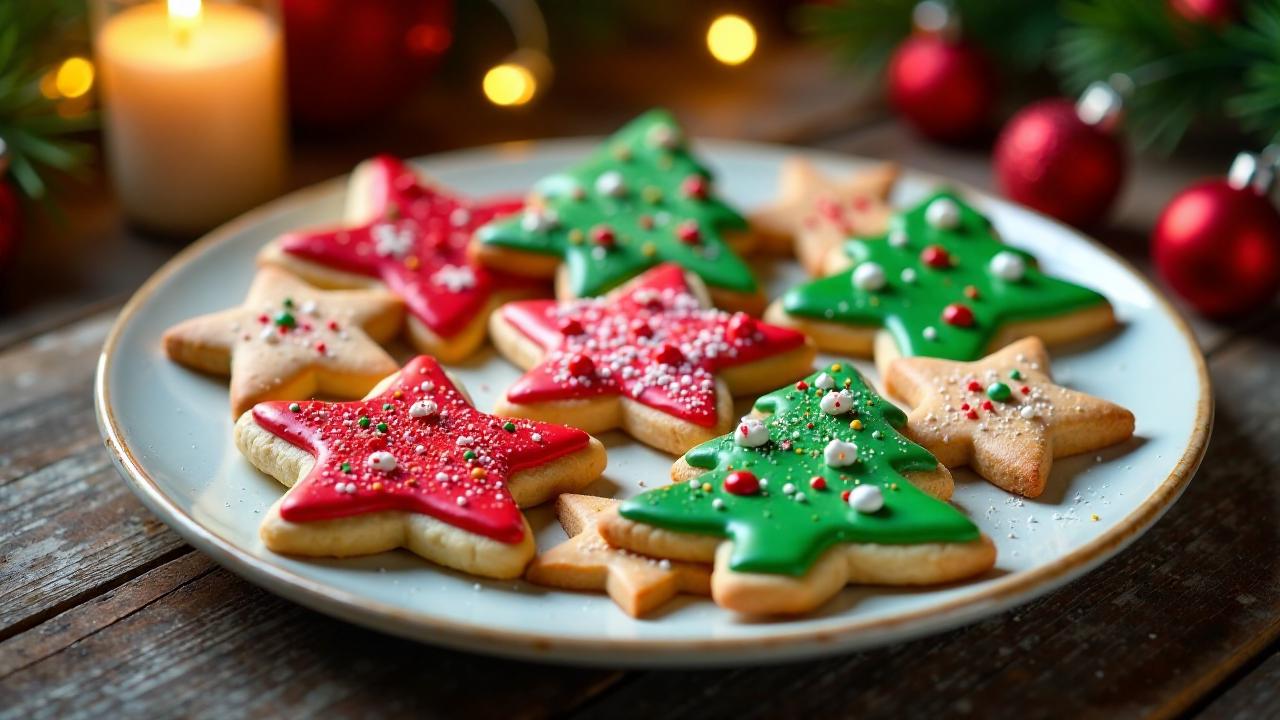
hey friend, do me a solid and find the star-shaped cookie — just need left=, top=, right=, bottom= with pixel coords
left=884, top=336, right=1135, bottom=498
left=524, top=494, right=711, bottom=617
left=234, top=356, right=607, bottom=578
left=749, top=157, right=898, bottom=274
left=163, top=266, right=403, bottom=417
left=260, top=155, right=547, bottom=362
left=489, top=263, right=815, bottom=454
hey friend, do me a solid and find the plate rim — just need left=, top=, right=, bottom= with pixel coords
left=94, top=137, right=1214, bottom=666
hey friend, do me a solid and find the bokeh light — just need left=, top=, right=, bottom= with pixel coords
left=707, top=14, right=756, bottom=66
left=55, top=57, right=95, bottom=99
left=483, top=63, right=537, bottom=107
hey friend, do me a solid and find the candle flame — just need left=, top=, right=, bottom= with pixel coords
left=168, top=0, right=202, bottom=44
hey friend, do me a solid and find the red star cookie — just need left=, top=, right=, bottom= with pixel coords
left=489, top=263, right=816, bottom=454
left=234, top=356, right=607, bottom=578
left=260, top=155, right=547, bottom=362
left=163, top=266, right=403, bottom=417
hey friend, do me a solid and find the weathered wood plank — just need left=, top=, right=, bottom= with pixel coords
left=0, top=310, right=189, bottom=638
left=1199, top=647, right=1280, bottom=719
left=0, top=566, right=622, bottom=720
left=566, top=326, right=1280, bottom=720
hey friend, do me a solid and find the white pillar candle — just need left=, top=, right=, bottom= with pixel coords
left=96, top=1, right=286, bottom=236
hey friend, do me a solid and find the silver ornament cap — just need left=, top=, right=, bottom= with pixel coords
left=1076, top=81, right=1125, bottom=132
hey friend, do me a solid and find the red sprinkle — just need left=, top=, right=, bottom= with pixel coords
left=921, top=245, right=951, bottom=268
left=681, top=175, right=708, bottom=199
left=966, top=410, right=979, bottom=420
left=1021, top=385, right=1031, bottom=394
left=960, top=403, right=971, bottom=411
left=724, top=470, right=760, bottom=495
left=567, top=354, right=595, bottom=376
left=315, top=342, right=327, bottom=354
left=967, top=381, right=982, bottom=392
left=809, top=476, right=827, bottom=490
left=655, top=343, right=685, bottom=365
left=591, top=225, right=616, bottom=247
left=795, top=381, right=809, bottom=391
left=942, top=303, right=975, bottom=327
left=559, top=318, right=585, bottom=336
left=964, top=285, right=980, bottom=299
left=726, top=313, right=756, bottom=341
left=630, top=320, right=654, bottom=338
left=258, top=314, right=269, bottom=324
left=676, top=221, right=701, bottom=245
left=841, top=490, right=852, bottom=501
left=806, top=422, right=815, bottom=429
left=982, top=400, right=994, bottom=411
left=327, top=320, right=340, bottom=331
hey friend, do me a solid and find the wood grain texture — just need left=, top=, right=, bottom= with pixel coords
left=1199, top=647, right=1280, bottom=720
left=0, top=311, right=188, bottom=639
left=0, top=565, right=621, bottom=720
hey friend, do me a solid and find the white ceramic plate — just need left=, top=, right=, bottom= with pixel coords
left=96, top=139, right=1211, bottom=667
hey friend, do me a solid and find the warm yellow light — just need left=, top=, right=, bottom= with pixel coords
left=54, top=57, right=95, bottom=99
left=168, top=0, right=202, bottom=40
left=707, top=14, right=756, bottom=66
left=483, top=63, right=537, bottom=107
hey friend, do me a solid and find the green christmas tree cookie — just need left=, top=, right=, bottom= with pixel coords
left=473, top=109, right=765, bottom=312
left=598, top=363, right=994, bottom=615
left=766, top=191, right=1115, bottom=368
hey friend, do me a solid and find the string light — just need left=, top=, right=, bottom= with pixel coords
left=483, top=62, right=537, bottom=107
left=54, top=57, right=95, bottom=99
left=707, top=14, right=756, bottom=66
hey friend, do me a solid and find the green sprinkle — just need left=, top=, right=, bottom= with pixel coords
left=274, top=311, right=296, bottom=328
left=283, top=297, right=294, bottom=309
left=288, top=403, right=301, bottom=413
left=464, top=450, right=477, bottom=460
left=375, top=422, right=389, bottom=433
left=987, top=382, right=1013, bottom=402
left=340, top=462, right=351, bottom=473
left=382, top=403, right=393, bottom=411
left=1009, top=369, right=1023, bottom=381
left=503, top=421, right=517, bottom=433
left=358, top=416, right=371, bottom=428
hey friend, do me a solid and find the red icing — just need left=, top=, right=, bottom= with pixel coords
left=499, top=263, right=808, bottom=427
left=252, top=356, right=590, bottom=543
left=278, top=156, right=543, bottom=338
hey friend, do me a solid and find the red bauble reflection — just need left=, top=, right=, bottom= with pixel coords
left=993, top=98, right=1125, bottom=227
left=283, top=0, right=453, bottom=129
left=886, top=34, right=996, bottom=143
left=1170, top=0, right=1237, bottom=26
left=1152, top=179, right=1280, bottom=316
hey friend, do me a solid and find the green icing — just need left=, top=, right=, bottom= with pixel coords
left=619, top=363, right=979, bottom=577
left=781, top=191, right=1108, bottom=361
left=477, top=109, right=757, bottom=297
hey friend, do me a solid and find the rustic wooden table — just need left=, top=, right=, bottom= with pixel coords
left=1, top=48, right=1278, bottom=719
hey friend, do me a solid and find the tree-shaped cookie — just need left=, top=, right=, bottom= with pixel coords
left=234, top=356, right=606, bottom=579
left=885, top=336, right=1135, bottom=497
left=766, top=191, right=1115, bottom=375
left=471, top=109, right=765, bottom=314
left=525, top=494, right=711, bottom=617
left=163, top=266, right=403, bottom=416
left=489, top=263, right=815, bottom=455
left=597, top=363, right=995, bottom=615
left=749, top=157, right=898, bottom=274
left=260, top=155, right=547, bottom=362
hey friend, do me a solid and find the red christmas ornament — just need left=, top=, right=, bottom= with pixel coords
left=1152, top=152, right=1280, bottom=316
left=886, top=2, right=996, bottom=144
left=282, top=0, right=454, bottom=129
left=0, top=181, right=19, bottom=274
left=1170, top=0, right=1237, bottom=26
left=994, top=83, right=1127, bottom=227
